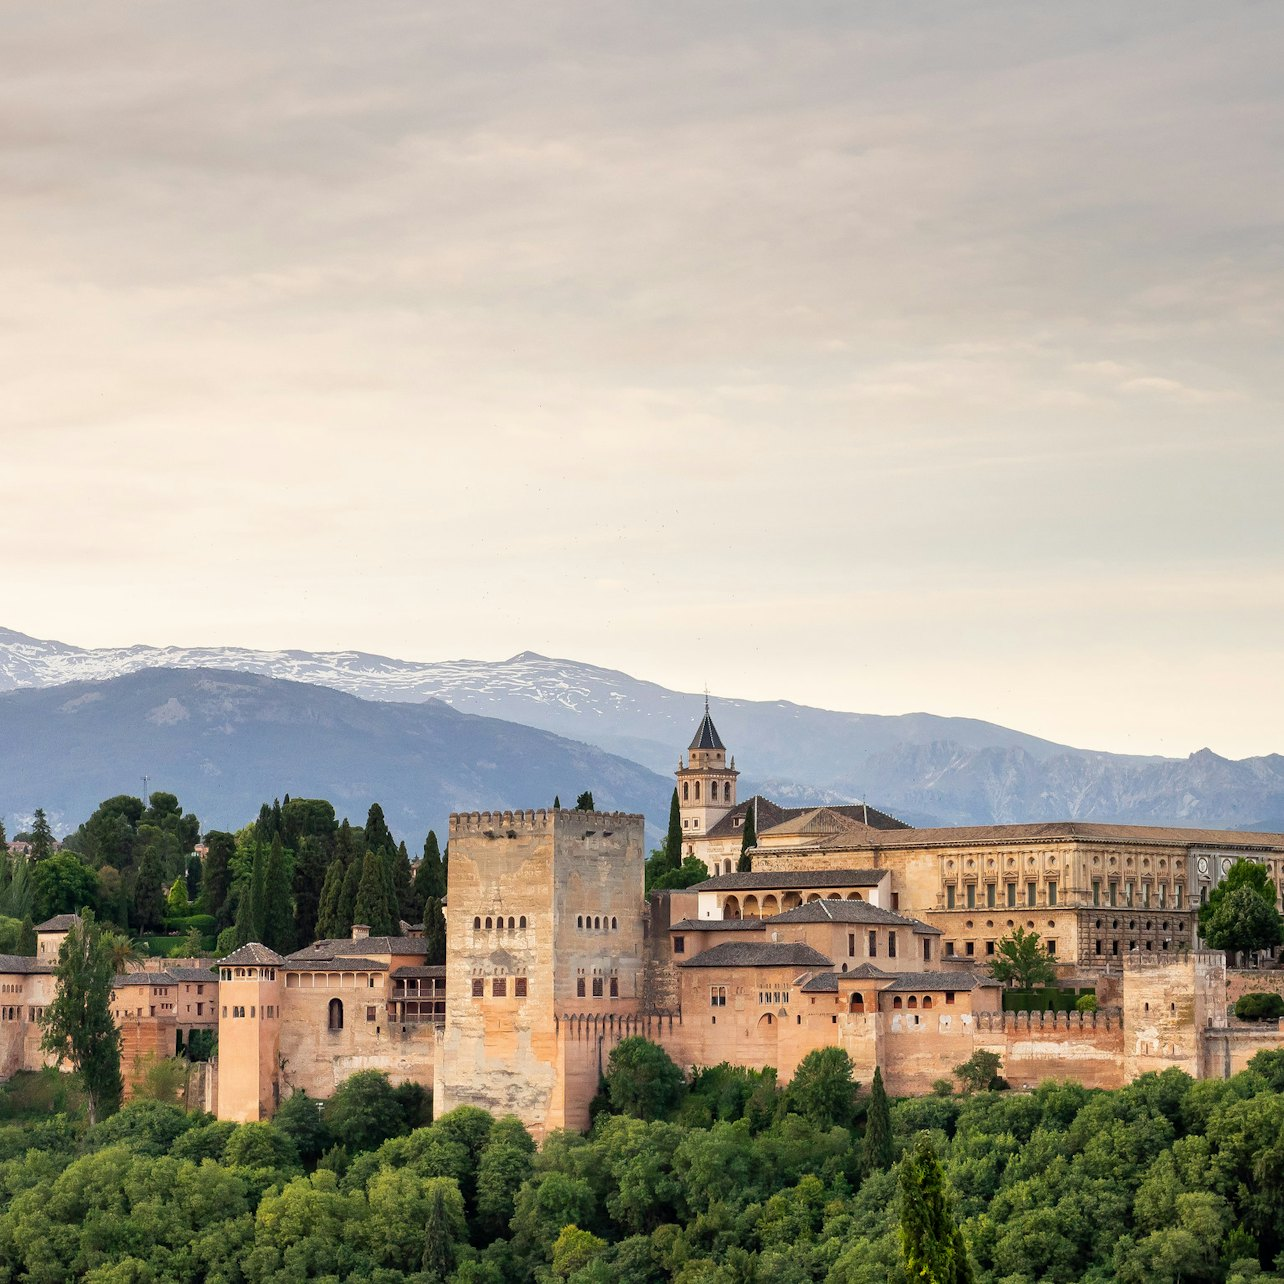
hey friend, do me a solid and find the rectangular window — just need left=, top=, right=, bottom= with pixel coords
left=609, top=977, right=619, bottom=998
left=366, top=1005, right=377, bottom=1021
left=1047, top=882, right=1057, bottom=906
left=1095, top=940, right=1102, bottom=955
left=472, top=979, right=484, bottom=997
left=888, top=931, right=897, bottom=958
left=1026, top=882, right=1036, bottom=907
left=945, top=991, right=956, bottom=1004
left=1125, top=881, right=1134, bottom=907
left=1110, top=882, right=1119, bottom=907
left=986, top=940, right=996, bottom=956
left=592, top=977, right=604, bottom=998
left=493, top=978, right=506, bottom=997
left=710, top=986, right=726, bottom=1008
left=1093, top=879, right=1101, bottom=906
left=1112, top=941, right=1119, bottom=956
left=1143, top=883, right=1151, bottom=908
left=848, top=933, right=856, bottom=958
left=945, top=940, right=955, bottom=957
left=986, top=884, right=996, bottom=908
left=868, top=930, right=877, bottom=957
left=946, top=885, right=956, bottom=909
left=922, top=938, right=932, bottom=962
left=1175, top=885, right=1183, bottom=908
left=965, top=941, right=975, bottom=957
left=1007, top=883, right=1016, bottom=907
left=673, top=936, right=685, bottom=955
left=1159, top=884, right=1167, bottom=908
left=890, top=892, right=900, bottom=911
left=1046, top=939, right=1057, bottom=955
left=515, top=978, right=527, bottom=997
left=576, top=977, right=586, bottom=998
left=222, top=1006, right=227, bottom=1017
left=966, top=884, right=976, bottom=909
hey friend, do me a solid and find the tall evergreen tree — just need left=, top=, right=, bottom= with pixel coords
left=420, top=831, right=446, bottom=899
left=899, top=1134, right=975, bottom=1284
left=664, top=789, right=682, bottom=874
left=184, top=853, right=202, bottom=901
left=861, top=1065, right=893, bottom=1179
left=339, top=856, right=361, bottom=936
left=16, top=916, right=35, bottom=958
left=422, top=896, right=446, bottom=965
left=737, top=799, right=757, bottom=873
left=40, top=909, right=123, bottom=1126
left=353, top=852, right=393, bottom=935
left=29, top=809, right=54, bottom=861
left=553, top=795, right=561, bottom=810
left=202, top=831, right=236, bottom=927
left=335, top=819, right=359, bottom=864
left=314, top=859, right=346, bottom=941
left=575, top=791, right=594, bottom=812
left=133, top=844, right=166, bottom=933
left=260, top=835, right=295, bottom=953
left=249, top=840, right=269, bottom=942
left=292, top=835, right=330, bottom=946
left=364, top=804, right=396, bottom=858
left=393, top=841, right=412, bottom=924
left=255, top=803, right=275, bottom=844
left=0, top=819, right=8, bottom=854
left=380, top=848, right=400, bottom=930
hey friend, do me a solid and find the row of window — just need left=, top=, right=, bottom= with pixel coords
left=758, top=990, right=788, bottom=1005
left=948, top=939, right=1058, bottom=957
left=472, top=915, right=528, bottom=931
left=575, top=915, right=619, bottom=930
left=944, top=880, right=1188, bottom=911
left=682, top=780, right=732, bottom=803
left=576, top=976, right=619, bottom=998
left=223, top=1004, right=278, bottom=1018
left=471, top=977, right=529, bottom=997
left=221, top=967, right=277, bottom=981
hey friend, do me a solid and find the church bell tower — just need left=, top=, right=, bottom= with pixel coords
left=677, top=698, right=738, bottom=842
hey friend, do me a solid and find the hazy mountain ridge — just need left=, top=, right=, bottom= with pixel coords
left=2, top=627, right=1282, bottom=832
left=0, top=667, right=674, bottom=839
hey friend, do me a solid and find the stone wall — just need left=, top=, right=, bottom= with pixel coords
left=974, top=1009, right=1126, bottom=1091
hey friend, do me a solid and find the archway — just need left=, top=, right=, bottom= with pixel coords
left=782, top=892, right=802, bottom=910
left=761, top=894, right=779, bottom=916
left=328, top=998, right=344, bottom=1031
left=849, top=993, right=864, bottom=1013
left=742, top=895, right=759, bottom=920
left=723, top=895, right=741, bottom=919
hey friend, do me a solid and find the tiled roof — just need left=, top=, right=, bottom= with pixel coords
left=167, top=967, right=219, bottom=983
left=767, top=900, right=942, bottom=933
left=881, top=970, right=998, bottom=991
left=687, top=869, right=886, bottom=892
left=34, top=914, right=80, bottom=932
left=217, top=942, right=285, bottom=967
left=287, top=936, right=432, bottom=961
left=670, top=918, right=766, bottom=933
left=0, top=955, right=54, bottom=975
left=844, top=962, right=893, bottom=979
left=678, top=941, right=834, bottom=969
left=114, top=972, right=174, bottom=988
left=689, top=708, right=725, bottom=751
left=704, top=797, right=909, bottom=842
left=792, top=820, right=1284, bottom=853
left=391, top=965, right=447, bottom=979
left=285, top=957, right=388, bottom=972
left=799, top=972, right=839, bottom=992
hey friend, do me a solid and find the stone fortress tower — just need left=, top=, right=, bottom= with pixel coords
left=215, top=943, right=284, bottom=1122
left=677, top=698, right=738, bottom=842
left=434, top=806, right=645, bottom=1137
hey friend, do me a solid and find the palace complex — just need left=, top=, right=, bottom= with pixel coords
left=2, top=708, right=1283, bottom=1135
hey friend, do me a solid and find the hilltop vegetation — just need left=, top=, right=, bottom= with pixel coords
left=0, top=1042, right=1282, bottom=1283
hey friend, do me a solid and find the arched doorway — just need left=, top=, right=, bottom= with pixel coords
left=328, top=998, right=344, bottom=1031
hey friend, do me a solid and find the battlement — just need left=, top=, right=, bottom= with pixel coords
left=555, top=1010, right=680, bottom=1040
left=975, top=1007, right=1123, bottom=1034
left=448, top=808, right=643, bottom=836
left=1122, top=950, right=1223, bottom=970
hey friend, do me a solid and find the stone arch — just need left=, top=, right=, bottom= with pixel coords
left=594, top=916, right=601, bottom=930
left=827, top=892, right=842, bottom=900
left=611, top=916, right=618, bottom=930
left=806, top=893, right=822, bottom=904
left=507, top=917, right=515, bottom=930
left=724, top=782, right=731, bottom=802
left=849, top=992, right=864, bottom=1012
left=757, top=1012, right=774, bottom=1027
left=473, top=917, right=481, bottom=930
left=782, top=892, right=802, bottom=910
left=742, top=894, right=759, bottom=919
left=485, top=916, right=493, bottom=929
left=922, top=995, right=933, bottom=1009
left=519, top=916, right=527, bottom=929
left=761, top=894, right=779, bottom=916
left=907, top=995, right=918, bottom=1009
left=723, top=895, right=741, bottom=919
left=577, top=915, right=583, bottom=929
left=892, top=996, right=903, bottom=1009
left=846, top=892, right=863, bottom=901
left=328, top=998, right=343, bottom=1031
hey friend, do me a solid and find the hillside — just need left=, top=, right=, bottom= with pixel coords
left=0, top=667, right=673, bottom=839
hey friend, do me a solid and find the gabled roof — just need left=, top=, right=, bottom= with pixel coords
left=758, top=807, right=871, bottom=839
left=881, top=970, right=998, bottom=991
left=391, top=965, right=447, bottom=979
left=687, top=869, right=886, bottom=892
left=689, top=708, right=725, bottom=751
left=678, top=941, right=833, bottom=969
left=285, top=957, right=388, bottom=972
left=167, top=967, right=218, bottom=983
left=287, top=936, right=432, bottom=961
left=703, top=797, right=910, bottom=842
left=799, top=972, right=839, bottom=992
left=0, top=955, right=54, bottom=976
left=767, top=900, right=942, bottom=934
left=34, top=914, right=80, bottom=933
left=114, top=972, right=174, bottom=988
left=670, top=918, right=765, bottom=933
left=844, top=962, right=893, bottom=979
left=217, top=942, right=284, bottom=967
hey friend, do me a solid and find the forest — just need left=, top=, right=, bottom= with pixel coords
left=0, top=1037, right=1282, bottom=1284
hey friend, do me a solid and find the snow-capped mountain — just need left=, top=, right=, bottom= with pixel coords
left=3, top=626, right=1283, bottom=831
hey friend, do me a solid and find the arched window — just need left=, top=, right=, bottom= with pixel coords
left=724, top=782, right=731, bottom=802
left=850, top=993, right=864, bottom=1012
left=519, top=916, right=527, bottom=929
left=892, top=996, right=903, bottom=1009
left=847, top=892, right=863, bottom=901
left=611, top=916, right=617, bottom=930
left=724, top=859, right=732, bottom=874
left=922, top=996, right=933, bottom=1008
left=723, top=895, right=741, bottom=919
left=473, top=917, right=481, bottom=930
left=594, top=916, right=601, bottom=930
left=485, top=917, right=492, bottom=929
left=328, top=998, right=344, bottom=1031
left=694, top=781, right=701, bottom=801
left=508, top=917, right=515, bottom=930
left=907, top=996, right=918, bottom=1009
left=683, top=782, right=689, bottom=801
left=577, top=915, right=583, bottom=929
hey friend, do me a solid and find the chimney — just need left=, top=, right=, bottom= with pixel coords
left=351, top=924, right=370, bottom=940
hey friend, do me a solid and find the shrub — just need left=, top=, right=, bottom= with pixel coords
left=1235, top=992, right=1284, bottom=1021
left=1076, top=993, right=1098, bottom=1013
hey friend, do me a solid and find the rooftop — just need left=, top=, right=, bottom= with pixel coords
left=704, top=797, right=909, bottom=842
left=166, top=967, right=219, bottom=983
left=287, top=936, right=433, bottom=961
left=687, top=869, right=886, bottom=892
left=391, top=965, right=447, bottom=979
left=114, top=972, right=173, bottom=988
left=34, top=914, right=80, bottom=933
left=670, top=918, right=765, bottom=933
left=689, top=705, right=725, bottom=752
left=217, top=942, right=285, bottom=967
left=0, top=955, right=55, bottom=976
left=767, top=900, right=942, bottom=933
left=881, top=970, right=998, bottom=991
left=678, top=941, right=834, bottom=969
left=285, top=957, right=388, bottom=972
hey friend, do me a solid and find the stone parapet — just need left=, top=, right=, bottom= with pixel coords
left=974, top=1007, right=1122, bottom=1034
left=449, top=808, right=643, bottom=836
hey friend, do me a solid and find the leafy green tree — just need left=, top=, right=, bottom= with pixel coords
left=989, top=927, right=1057, bottom=990
left=202, top=831, right=236, bottom=927
left=39, top=908, right=123, bottom=1124
left=324, top=1070, right=406, bottom=1153
left=166, top=876, right=190, bottom=916
left=861, top=1065, right=893, bottom=1178
left=476, top=1114, right=537, bottom=1239
left=552, top=1224, right=608, bottom=1278
left=225, top=1120, right=302, bottom=1172
left=576, top=791, right=595, bottom=811
left=649, top=855, right=710, bottom=892
left=953, top=1050, right=1003, bottom=1094
left=32, top=851, right=97, bottom=921
left=737, top=800, right=756, bottom=873
left=605, top=1037, right=685, bottom=1120
left=1202, top=872, right=1284, bottom=960
left=28, top=809, right=54, bottom=861
left=899, top=1133, right=975, bottom=1284
left=787, top=1046, right=857, bottom=1129
left=260, top=834, right=295, bottom=952
left=0, top=853, right=33, bottom=920
left=353, top=852, right=393, bottom=935
left=1236, top=992, right=1284, bottom=1021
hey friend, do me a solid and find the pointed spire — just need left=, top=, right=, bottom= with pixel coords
left=689, top=700, right=725, bottom=751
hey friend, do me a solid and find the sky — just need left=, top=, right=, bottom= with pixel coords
left=3, top=3, right=1283, bottom=760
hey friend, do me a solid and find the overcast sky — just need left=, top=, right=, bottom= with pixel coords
left=3, top=3, right=1282, bottom=759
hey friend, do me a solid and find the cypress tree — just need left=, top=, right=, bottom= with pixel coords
left=412, top=830, right=445, bottom=911
left=261, top=835, right=295, bottom=953
left=29, top=809, right=54, bottom=862
left=737, top=799, right=757, bottom=873
left=664, top=788, right=682, bottom=874
left=202, top=831, right=237, bottom=928
left=17, top=916, right=36, bottom=957
left=353, top=852, right=391, bottom=934
left=256, top=803, right=275, bottom=843
left=364, top=803, right=396, bottom=858
left=133, top=845, right=166, bottom=933
left=394, top=841, right=413, bottom=922
left=314, top=859, right=345, bottom=941
left=335, top=819, right=358, bottom=865
left=422, top=896, right=446, bottom=965
left=339, top=856, right=360, bottom=936
left=292, top=835, right=330, bottom=946
left=380, top=848, right=400, bottom=931
left=0, top=856, right=12, bottom=918
left=899, top=1134, right=975, bottom=1284
left=553, top=795, right=561, bottom=810
left=250, top=840, right=269, bottom=942
left=861, top=1065, right=893, bottom=1179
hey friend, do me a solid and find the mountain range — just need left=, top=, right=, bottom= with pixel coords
left=3, top=626, right=1283, bottom=837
